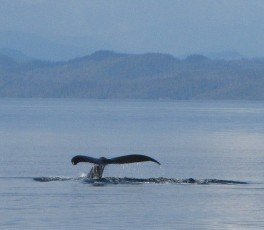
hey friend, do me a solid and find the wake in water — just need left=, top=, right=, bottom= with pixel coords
left=33, top=176, right=247, bottom=185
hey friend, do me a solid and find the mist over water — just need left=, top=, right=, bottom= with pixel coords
left=0, top=99, right=263, bottom=229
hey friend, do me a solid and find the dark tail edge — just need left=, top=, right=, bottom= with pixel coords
left=110, top=154, right=161, bottom=165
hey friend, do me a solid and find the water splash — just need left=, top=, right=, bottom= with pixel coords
left=80, top=173, right=87, bottom=178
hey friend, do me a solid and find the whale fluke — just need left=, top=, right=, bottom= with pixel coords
left=71, top=154, right=160, bottom=179
left=71, top=155, right=104, bottom=165
left=110, top=154, right=160, bottom=165
left=71, top=154, right=160, bottom=166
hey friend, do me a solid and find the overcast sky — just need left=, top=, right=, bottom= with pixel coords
left=1, top=0, right=264, bottom=57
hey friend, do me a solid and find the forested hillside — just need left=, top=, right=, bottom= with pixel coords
left=1, top=50, right=264, bottom=100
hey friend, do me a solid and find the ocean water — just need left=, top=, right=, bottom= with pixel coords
left=0, top=99, right=263, bottom=229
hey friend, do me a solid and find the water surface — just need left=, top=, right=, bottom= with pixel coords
left=0, top=99, right=263, bottom=229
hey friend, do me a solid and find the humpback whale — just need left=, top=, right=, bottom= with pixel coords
left=71, top=154, right=160, bottom=179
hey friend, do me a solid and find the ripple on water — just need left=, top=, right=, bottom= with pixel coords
left=33, top=176, right=248, bottom=185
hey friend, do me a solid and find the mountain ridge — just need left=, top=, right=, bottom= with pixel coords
left=0, top=50, right=264, bottom=100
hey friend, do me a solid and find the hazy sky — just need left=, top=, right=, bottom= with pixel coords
left=1, top=0, right=264, bottom=57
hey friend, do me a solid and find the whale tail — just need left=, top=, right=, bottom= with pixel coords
left=71, top=154, right=160, bottom=166
left=71, top=154, right=160, bottom=179
left=88, top=165, right=105, bottom=179
left=109, top=154, right=160, bottom=165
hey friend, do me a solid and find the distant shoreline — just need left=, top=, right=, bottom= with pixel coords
left=1, top=51, right=264, bottom=100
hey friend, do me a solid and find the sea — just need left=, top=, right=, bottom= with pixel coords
left=0, top=99, right=263, bottom=229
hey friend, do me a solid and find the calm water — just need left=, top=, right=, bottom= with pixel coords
left=0, top=99, right=263, bottom=229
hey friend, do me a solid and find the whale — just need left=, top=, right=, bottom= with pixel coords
left=71, top=154, right=160, bottom=179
